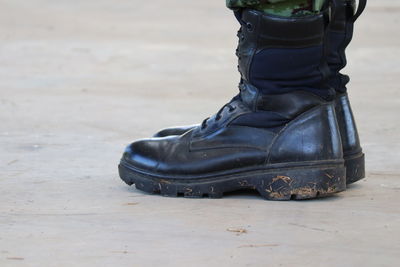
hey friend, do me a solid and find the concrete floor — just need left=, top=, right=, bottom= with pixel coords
left=1, top=0, right=399, bottom=266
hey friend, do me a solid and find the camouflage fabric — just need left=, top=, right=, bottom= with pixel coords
left=226, top=0, right=326, bottom=17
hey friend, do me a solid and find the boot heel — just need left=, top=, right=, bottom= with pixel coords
left=345, top=152, right=365, bottom=184
left=256, top=165, right=346, bottom=200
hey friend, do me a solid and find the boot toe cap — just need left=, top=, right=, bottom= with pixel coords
left=122, top=139, right=162, bottom=172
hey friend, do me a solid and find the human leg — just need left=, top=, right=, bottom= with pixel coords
left=227, top=0, right=326, bottom=16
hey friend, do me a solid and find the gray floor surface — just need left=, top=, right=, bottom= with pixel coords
left=1, top=0, right=399, bottom=266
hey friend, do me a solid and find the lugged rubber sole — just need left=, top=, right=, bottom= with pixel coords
left=119, top=161, right=346, bottom=201
left=344, top=152, right=365, bottom=184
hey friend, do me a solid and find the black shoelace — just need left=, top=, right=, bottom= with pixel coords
left=200, top=95, right=240, bottom=130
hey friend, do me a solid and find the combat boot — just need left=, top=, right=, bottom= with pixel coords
left=119, top=8, right=347, bottom=200
left=152, top=0, right=368, bottom=184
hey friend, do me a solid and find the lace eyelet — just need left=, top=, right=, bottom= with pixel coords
left=246, top=22, right=253, bottom=32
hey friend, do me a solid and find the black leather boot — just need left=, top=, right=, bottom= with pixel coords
left=153, top=0, right=367, bottom=185
left=119, top=9, right=347, bottom=200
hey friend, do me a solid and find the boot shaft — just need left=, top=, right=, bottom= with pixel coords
left=328, top=0, right=367, bottom=92
left=236, top=8, right=334, bottom=100
left=234, top=1, right=367, bottom=97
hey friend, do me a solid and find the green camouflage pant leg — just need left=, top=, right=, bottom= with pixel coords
left=227, top=0, right=326, bottom=17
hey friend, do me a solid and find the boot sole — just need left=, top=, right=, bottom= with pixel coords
left=344, top=152, right=365, bottom=184
left=119, top=161, right=346, bottom=201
